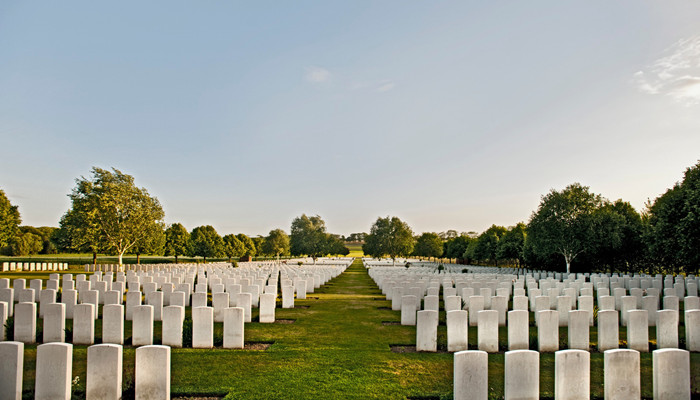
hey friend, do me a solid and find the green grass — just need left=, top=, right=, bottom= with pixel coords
left=8, top=259, right=700, bottom=399
left=345, top=243, right=364, bottom=258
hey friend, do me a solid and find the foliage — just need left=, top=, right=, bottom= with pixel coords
left=326, top=234, right=350, bottom=256
left=345, top=232, right=367, bottom=242
left=526, top=183, right=605, bottom=273
left=262, top=229, right=290, bottom=259
left=236, top=233, right=257, bottom=258
left=0, top=188, right=21, bottom=248
left=189, top=225, right=224, bottom=262
left=164, top=223, right=191, bottom=263
left=363, top=216, right=415, bottom=261
left=8, top=231, right=43, bottom=256
left=444, top=234, right=473, bottom=260
left=645, top=160, right=700, bottom=274
left=496, top=222, right=527, bottom=267
left=58, top=167, right=165, bottom=265
left=132, top=221, right=165, bottom=261
left=413, top=232, right=444, bottom=259
left=290, top=214, right=329, bottom=259
left=223, top=234, right=245, bottom=262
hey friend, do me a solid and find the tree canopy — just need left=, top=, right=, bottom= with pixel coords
left=413, top=232, right=444, bottom=259
left=58, top=167, right=165, bottom=265
left=164, top=223, right=191, bottom=263
left=496, top=223, right=526, bottom=267
left=646, top=160, right=700, bottom=274
left=236, top=233, right=257, bottom=258
left=290, top=214, right=329, bottom=259
left=0, top=188, right=21, bottom=248
left=262, top=229, right=290, bottom=259
left=223, top=234, right=245, bottom=262
left=527, top=183, right=605, bottom=273
left=190, top=225, right=224, bottom=262
left=363, top=216, right=415, bottom=261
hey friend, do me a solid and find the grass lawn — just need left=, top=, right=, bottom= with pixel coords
left=7, top=259, right=700, bottom=399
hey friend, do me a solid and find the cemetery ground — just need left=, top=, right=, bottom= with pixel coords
left=5, top=259, right=700, bottom=399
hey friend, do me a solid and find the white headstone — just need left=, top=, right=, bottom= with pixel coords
left=135, top=345, right=170, bottom=399
left=0, top=341, right=23, bottom=400
left=604, top=349, right=640, bottom=400
left=86, top=344, right=123, bottom=400
left=453, top=350, right=487, bottom=400
left=416, top=310, right=438, bottom=352
left=554, top=350, right=589, bottom=400
left=102, top=304, right=124, bottom=345
left=35, top=343, right=72, bottom=400
left=652, top=349, right=690, bottom=400
left=192, top=306, right=214, bottom=348
left=223, top=307, right=244, bottom=349
left=162, top=306, right=184, bottom=348
left=477, top=310, right=498, bottom=353
left=505, top=350, right=539, bottom=400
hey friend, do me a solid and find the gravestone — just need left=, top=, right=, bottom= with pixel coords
left=538, top=310, right=559, bottom=352
left=568, top=310, right=589, bottom=351
left=43, top=303, right=66, bottom=343
left=0, top=341, right=23, bottom=400
left=505, top=350, right=539, bottom=400
left=477, top=310, right=498, bottom=353
left=73, top=303, right=95, bottom=345
left=35, top=343, right=72, bottom=400
left=162, top=306, right=185, bottom=348
left=86, top=344, right=122, bottom=400
left=657, top=310, right=679, bottom=349
left=507, top=310, right=529, bottom=351
left=447, top=310, right=468, bottom=352
left=132, top=305, right=154, bottom=347
left=224, top=307, right=245, bottom=349
left=135, top=345, right=171, bottom=399
left=652, top=349, right=690, bottom=400
left=604, top=349, right=640, bottom=400
left=102, top=304, right=124, bottom=345
left=192, top=306, right=214, bottom=348
left=554, top=350, right=589, bottom=400
left=453, top=351, right=487, bottom=400
left=597, top=310, right=619, bottom=351
left=14, top=302, right=36, bottom=344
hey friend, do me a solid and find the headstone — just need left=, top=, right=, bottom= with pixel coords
left=132, top=305, right=154, bottom=347
left=259, top=293, right=276, bottom=323
left=281, top=285, right=294, bottom=308
left=568, top=310, right=589, bottom=351
left=237, top=292, right=252, bottom=323
left=603, top=349, right=640, bottom=400
left=686, top=310, right=700, bottom=352
left=652, top=349, right=690, bottom=400
left=627, top=309, right=649, bottom=352
left=657, top=310, right=678, bottom=349
left=102, top=304, right=124, bottom=345
left=192, top=306, right=214, bottom=348
left=135, top=345, right=171, bottom=399
left=597, top=310, right=619, bottom=351
left=643, top=296, right=658, bottom=327
left=423, top=295, right=439, bottom=312
left=213, top=292, right=230, bottom=323
left=468, top=296, right=484, bottom=327
left=557, top=296, right=572, bottom=326
left=170, top=291, right=186, bottom=308
left=126, top=291, right=142, bottom=321
left=0, top=301, right=6, bottom=341
left=477, top=310, right=498, bottom=353
left=86, top=344, right=122, bottom=400
left=400, top=295, right=417, bottom=326
left=505, top=350, right=539, bottom=400
left=73, top=303, right=95, bottom=345
left=223, top=307, right=245, bottom=349
left=453, top=350, right=487, bottom=400
left=507, top=310, right=529, bottom=351
left=147, top=291, right=163, bottom=322
left=14, top=302, right=36, bottom=344
left=537, top=310, right=559, bottom=352
left=416, top=310, right=438, bottom=352
left=43, top=303, right=66, bottom=343
left=447, top=310, right=468, bottom=352
left=35, top=343, right=72, bottom=400
left=162, top=306, right=184, bottom=348
left=554, top=350, right=589, bottom=400
left=0, top=341, right=23, bottom=400
left=0, top=288, right=13, bottom=317
left=491, top=296, right=507, bottom=326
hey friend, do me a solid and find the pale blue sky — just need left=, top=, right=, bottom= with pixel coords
left=1, top=1, right=699, bottom=237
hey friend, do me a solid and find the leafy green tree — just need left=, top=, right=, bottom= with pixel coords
left=9, top=231, right=43, bottom=256
left=470, top=225, right=507, bottom=265
left=445, top=235, right=473, bottom=260
left=414, top=232, right=444, bottom=260
left=18, top=226, right=57, bottom=254
left=497, top=223, right=527, bottom=267
left=132, top=223, right=165, bottom=263
left=363, top=216, right=415, bottom=263
left=252, top=236, right=265, bottom=256
left=236, top=234, right=257, bottom=258
left=164, top=223, right=190, bottom=263
left=262, top=229, right=290, bottom=260
left=0, top=188, right=21, bottom=248
left=59, top=167, right=165, bottom=265
left=325, top=234, right=350, bottom=256
left=222, top=234, right=245, bottom=262
left=646, top=161, right=700, bottom=274
left=190, top=225, right=224, bottom=262
left=290, top=214, right=329, bottom=261
left=527, top=183, right=604, bottom=273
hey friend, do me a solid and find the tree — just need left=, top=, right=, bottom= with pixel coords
left=497, top=223, right=527, bottom=267
left=190, top=225, right=224, bottom=263
left=0, top=188, right=21, bottom=248
left=164, top=223, right=190, bottom=263
left=59, top=167, right=165, bottom=265
left=290, top=214, right=329, bottom=261
left=53, top=208, right=108, bottom=263
left=132, top=223, right=165, bottom=263
left=325, top=234, right=350, bottom=256
left=445, top=235, right=473, bottom=261
left=469, top=225, right=507, bottom=266
left=363, top=216, right=415, bottom=263
left=236, top=234, right=257, bottom=258
left=527, top=183, right=604, bottom=273
left=222, top=234, right=245, bottom=262
left=414, top=232, right=444, bottom=260
left=9, top=231, right=43, bottom=256
left=252, top=236, right=265, bottom=256
left=262, top=229, right=290, bottom=260
left=646, top=161, right=700, bottom=274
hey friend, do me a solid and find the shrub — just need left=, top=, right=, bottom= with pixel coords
left=182, top=316, right=193, bottom=348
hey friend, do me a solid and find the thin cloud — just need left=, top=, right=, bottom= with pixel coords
left=376, top=81, right=396, bottom=92
left=634, top=35, right=700, bottom=105
left=305, top=66, right=331, bottom=83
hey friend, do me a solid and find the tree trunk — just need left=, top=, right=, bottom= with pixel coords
left=92, top=252, right=97, bottom=266
left=175, top=254, right=179, bottom=263
left=203, top=256, right=207, bottom=264
left=118, top=251, right=124, bottom=266
left=136, top=253, right=141, bottom=264
left=565, top=257, right=571, bottom=274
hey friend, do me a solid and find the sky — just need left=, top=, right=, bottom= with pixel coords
left=1, top=1, right=700, bottom=237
